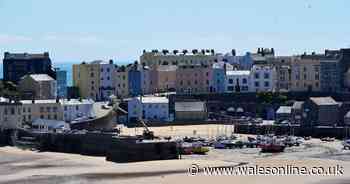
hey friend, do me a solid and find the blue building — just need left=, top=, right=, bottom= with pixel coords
left=128, top=64, right=142, bottom=96
left=239, top=52, right=254, bottom=70
left=56, top=68, right=67, bottom=98
left=211, top=62, right=227, bottom=93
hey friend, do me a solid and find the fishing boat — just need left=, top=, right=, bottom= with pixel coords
left=260, top=137, right=286, bottom=153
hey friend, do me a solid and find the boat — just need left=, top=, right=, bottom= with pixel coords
left=342, top=139, right=350, bottom=150
left=321, top=137, right=335, bottom=142
left=260, top=137, right=286, bottom=153
left=260, top=143, right=286, bottom=153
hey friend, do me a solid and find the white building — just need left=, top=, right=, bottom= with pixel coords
left=250, top=65, right=277, bottom=92
left=128, top=96, right=169, bottom=122
left=0, top=97, right=22, bottom=130
left=91, top=60, right=116, bottom=100
left=61, top=99, right=95, bottom=122
left=225, top=70, right=251, bottom=92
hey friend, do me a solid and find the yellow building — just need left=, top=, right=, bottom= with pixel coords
left=73, top=62, right=101, bottom=100
left=140, top=49, right=217, bottom=67
left=268, top=56, right=294, bottom=92
left=176, top=64, right=212, bottom=94
left=155, top=65, right=177, bottom=92
left=290, top=57, right=321, bottom=92
left=114, top=66, right=129, bottom=98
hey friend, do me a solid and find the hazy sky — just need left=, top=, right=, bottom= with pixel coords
left=0, top=0, right=349, bottom=63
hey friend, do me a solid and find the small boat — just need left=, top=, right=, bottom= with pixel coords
left=321, top=137, right=335, bottom=142
left=213, top=141, right=226, bottom=149
left=260, top=143, right=286, bottom=153
left=342, top=139, right=350, bottom=150
left=260, top=137, right=286, bottom=153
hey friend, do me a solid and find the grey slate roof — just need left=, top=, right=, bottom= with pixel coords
left=310, top=97, right=338, bottom=106
left=345, top=111, right=350, bottom=118
left=292, top=101, right=304, bottom=110
left=175, top=101, right=205, bottom=112
left=276, top=106, right=292, bottom=114
left=29, top=74, right=55, bottom=81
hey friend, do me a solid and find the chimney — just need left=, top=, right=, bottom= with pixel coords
left=232, top=49, right=236, bottom=56
left=4, top=52, right=10, bottom=59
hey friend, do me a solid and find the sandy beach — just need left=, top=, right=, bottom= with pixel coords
left=1, top=125, right=350, bottom=184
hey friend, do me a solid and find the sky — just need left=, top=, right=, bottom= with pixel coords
left=0, top=0, right=350, bottom=63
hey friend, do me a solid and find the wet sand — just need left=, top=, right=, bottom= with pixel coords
left=1, top=125, right=350, bottom=184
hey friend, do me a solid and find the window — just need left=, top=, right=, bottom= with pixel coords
left=76, top=106, right=79, bottom=110
left=40, top=115, right=44, bottom=119
left=46, top=107, right=51, bottom=112
left=4, top=108, right=7, bottom=115
left=227, top=86, right=234, bottom=91
left=54, top=114, right=58, bottom=120
left=229, top=79, right=233, bottom=84
left=90, top=72, right=94, bottom=77
left=255, top=73, right=260, bottom=79
left=64, top=106, right=67, bottom=111
left=264, top=73, right=269, bottom=79
left=101, top=68, right=104, bottom=72
left=28, top=115, right=31, bottom=120
left=53, top=107, right=58, bottom=112
left=242, top=78, right=247, bottom=84
left=206, top=80, right=209, bottom=85
left=107, top=76, right=110, bottom=80
left=255, top=82, right=260, bottom=87
left=304, top=74, right=307, bottom=80
left=194, top=80, right=198, bottom=85
left=47, top=115, right=51, bottom=119
left=107, top=68, right=110, bottom=72
left=264, top=81, right=269, bottom=87
left=28, top=108, right=31, bottom=113
left=23, top=108, right=26, bottom=113
left=315, top=73, right=319, bottom=80
left=11, top=108, right=15, bottom=115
